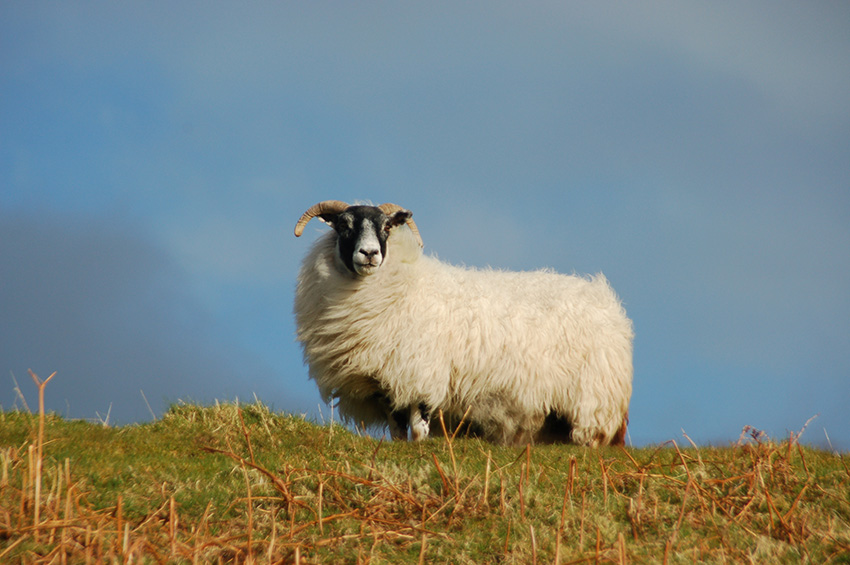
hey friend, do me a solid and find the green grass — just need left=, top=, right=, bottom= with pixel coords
left=2, top=395, right=849, bottom=563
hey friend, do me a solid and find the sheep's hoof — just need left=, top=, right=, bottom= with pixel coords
left=410, top=409, right=430, bottom=441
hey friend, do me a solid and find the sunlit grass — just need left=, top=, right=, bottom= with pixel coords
left=1, top=372, right=848, bottom=563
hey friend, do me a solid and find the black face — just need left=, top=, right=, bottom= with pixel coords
left=323, top=206, right=411, bottom=276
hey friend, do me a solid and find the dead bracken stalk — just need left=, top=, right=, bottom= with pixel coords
left=237, top=408, right=256, bottom=464
left=481, top=449, right=492, bottom=508
left=437, top=408, right=462, bottom=493
left=27, top=369, right=56, bottom=541
left=790, top=414, right=819, bottom=447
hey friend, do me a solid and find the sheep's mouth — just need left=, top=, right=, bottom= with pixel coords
left=353, top=261, right=381, bottom=276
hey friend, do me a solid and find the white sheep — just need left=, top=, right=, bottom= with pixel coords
left=294, top=200, right=633, bottom=446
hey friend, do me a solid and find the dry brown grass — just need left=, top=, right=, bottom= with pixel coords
left=1, top=371, right=849, bottom=563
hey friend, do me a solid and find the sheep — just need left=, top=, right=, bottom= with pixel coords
left=293, top=200, right=633, bottom=447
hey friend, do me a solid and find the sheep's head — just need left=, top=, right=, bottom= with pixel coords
left=295, top=201, right=423, bottom=277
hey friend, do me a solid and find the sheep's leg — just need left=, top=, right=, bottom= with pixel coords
left=379, top=396, right=430, bottom=441
left=376, top=392, right=409, bottom=440
left=410, top=403, right=431, bottom=441
left=610, top=412, right=629, bottom=446
left=569, top=410, right=628, bottom=447
left=388, top=408, right=410, bottom=441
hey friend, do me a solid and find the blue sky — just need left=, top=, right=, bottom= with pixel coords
left=2, top=2, right=848, bottom=449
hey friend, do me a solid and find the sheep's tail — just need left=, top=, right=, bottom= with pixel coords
left=610, top=411, right=629, bottom=446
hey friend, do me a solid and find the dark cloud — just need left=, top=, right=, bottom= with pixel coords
left=0, top=212, right=305, bottom=424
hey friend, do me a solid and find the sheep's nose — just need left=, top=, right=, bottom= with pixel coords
left=360, top=249, right=379, bottom=259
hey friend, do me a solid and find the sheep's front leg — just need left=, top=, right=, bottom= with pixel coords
left=410, top=403, right=431, bottom=441
left=377, top=392, right=409, bottom=441
left=388, top=408, right=410, bottom=441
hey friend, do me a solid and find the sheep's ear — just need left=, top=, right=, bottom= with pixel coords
left=377, top=203, right=423, bottom=247
left=317, top=213, right=340, bottom=227
left=387, top=209, right=412, bottom=228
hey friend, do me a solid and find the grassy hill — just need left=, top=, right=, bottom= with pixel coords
left=1, top=395, right=849, bottom=563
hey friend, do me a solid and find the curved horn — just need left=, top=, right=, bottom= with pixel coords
left=294, top=200, right=350, bottom=237
left=379, top=203, right=424, bottom=248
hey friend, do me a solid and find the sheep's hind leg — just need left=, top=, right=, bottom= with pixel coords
left=570, top=412, right=628, bottom=447
left=410, top=403, right=431, bottom=441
